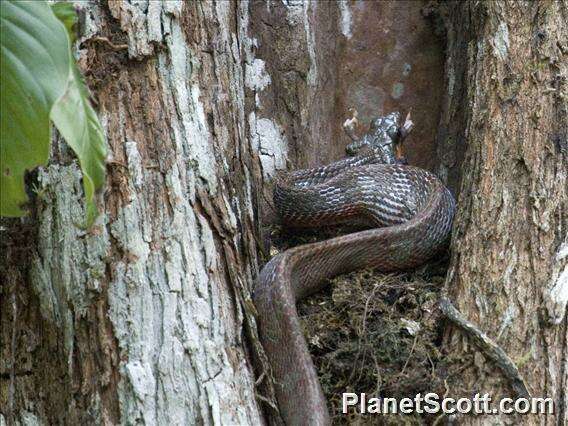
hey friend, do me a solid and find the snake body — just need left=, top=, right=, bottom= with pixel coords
left=254, top=112, right=455, bottom=424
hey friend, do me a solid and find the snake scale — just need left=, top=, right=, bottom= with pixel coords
left=254, top=112, right=456, bottom=425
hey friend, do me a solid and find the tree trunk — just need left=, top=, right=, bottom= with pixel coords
left=439, top=1, right=567, bottom=424
left=1, top=1, right=265, bottom=424
left=1, top=1, right=566, bottom=425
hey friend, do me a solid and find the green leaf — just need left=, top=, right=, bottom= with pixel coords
left=51, top=58, right=107, bottom=226
left=1, top=0, right=106, bottom=225
left=50, top=2, right=78, bottom=43
left=1, top=0, right=70, bottom=216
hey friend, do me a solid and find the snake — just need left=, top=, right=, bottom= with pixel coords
left=253, top=112, right=456, bottom=425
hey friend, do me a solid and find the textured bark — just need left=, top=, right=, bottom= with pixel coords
left=1, top=1, right=264, bottom=424
left=439, top=1, right=568, bottom=424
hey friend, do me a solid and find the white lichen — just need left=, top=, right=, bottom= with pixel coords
left=545, top=242, right=568, bottom=324
left=159, top=19, right=219, bottom=194
left=249, top=113, right=288, bottom=180
left=339, top=0, right=353, bottom=39
left=245, top=59, right=271, bottom=91
left=18, top=411, right=41, bottom=426
left=492, top=21, right=510, bottom=61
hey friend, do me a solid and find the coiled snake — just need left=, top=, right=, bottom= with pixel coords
left=254, top=112, right=456, bottom=425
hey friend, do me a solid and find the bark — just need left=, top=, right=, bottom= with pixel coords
left=439, top=1, right=568, bottom=424
left=1, top=0, right=566, bottom=425
left=1, top=1, right=264, bottom=424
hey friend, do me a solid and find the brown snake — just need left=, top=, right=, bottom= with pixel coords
left=254, top=112, right=455, bottom=425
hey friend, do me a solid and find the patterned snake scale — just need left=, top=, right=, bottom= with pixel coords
left=254, top=112, right=456, bottom=425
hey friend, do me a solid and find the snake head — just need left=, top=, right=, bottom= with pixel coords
left=369, top=111, right=400, bottom=139
left=346, top=112, right=403, bottom=164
